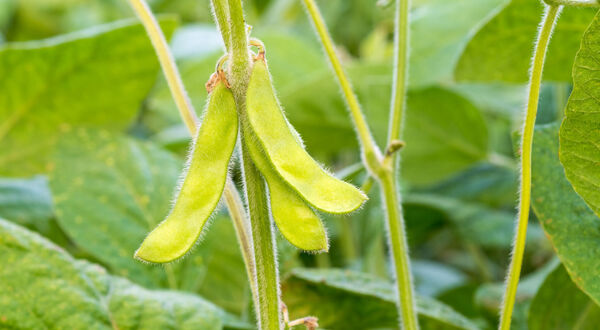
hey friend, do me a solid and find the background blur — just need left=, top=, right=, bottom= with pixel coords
left=0, top=0, right=596, bottom=329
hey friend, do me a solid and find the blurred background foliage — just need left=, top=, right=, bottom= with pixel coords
left=0, top=0, right=597, bottom=329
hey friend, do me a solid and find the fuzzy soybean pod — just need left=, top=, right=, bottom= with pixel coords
left=135, top=80, right=237, bottom=263
left=243, top=123, right=328, bottom=251
left=246, top=59, right=367, bottom=214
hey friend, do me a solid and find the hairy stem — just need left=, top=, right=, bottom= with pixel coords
left=301, top=0, right=418, bottom=328
left=127, top=0, right=257, bottom=305
left=544, top=0, right=598, bottom=7
left=301, top=0, right=382, bottom=174
left=499, top=5, right=560, bottom=330
left=380, top=172, right=418, bottom=330
left=127, top=0, right=198, bottom=132
left=210, top=0, right=231, bottom=51
left=227, top=0, right=282, bottom=328
left=241, top=146, right=281, bottom=330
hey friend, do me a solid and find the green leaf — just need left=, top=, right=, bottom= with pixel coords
left=0, top=17, right=177, bottom=176
left=282, top=268, right=479, bottom=330
left=0, top=218, right=223, bottom=329
left=404, top=194, right=513, bottom=248
left=529, top=264, right=600, bottom=330
left=532, top=123, right=600, bottom=306
left=559, top=11, right=600, bottom=217
left=0, top=175, right=53, bottom=230
left=455, top=0, right=596, bottom=82
left=408, top=0, right=508, bottom=87
left=48, top=128, right=194, bottom=288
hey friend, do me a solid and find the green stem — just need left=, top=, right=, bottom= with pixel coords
left=301, top=0, right=418, bottom=328
left=380, top=172, right=418, bottom=330
left=227, top=0, right=282, bottom=328
left=388, top=0, right=410, bottom=145
left=544, top=0, right=598, bottom=7
left=241, top=145, right=282, bottom=330
left=225, top=178, right=258, bottom=301
left=127, top=0, right=198, bottom=133
left=301, top=0, right=382, bottom=174
left=127, top=0, right=257, bottom=305
left=499, top=5, right=560, bottom=330
left=210, top=0, right=231, bottom=51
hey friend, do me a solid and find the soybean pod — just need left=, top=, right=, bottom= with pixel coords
left=243, top=122, right=328, bottom=252
left=135, top=80, right=237, bottom=263
left=246, top=59, right=367, bottom=214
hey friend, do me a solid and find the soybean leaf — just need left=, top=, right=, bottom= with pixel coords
left=0, top=18, right=177, bottom=176
left=455, top=0, right=596, bottom=83
left=559, top=12, right=600, bottom=217
left=531, top=123, right=600, bottom=306
left=0, top=176, right=53, bottom=230
left=48, top=128, right=197, bottom=288
left=529, top=264, right=600, bottom=330
left=282, top=268, right=479, bottom=330
left=404, top=194, right=513, bottom=249
left=402, top=87, right=489, bottom=185
left=408, top=0, right=508, bottom=87
left=420, top=164, right=518, bottom=208
left=0, top=218, right=223, bottom=329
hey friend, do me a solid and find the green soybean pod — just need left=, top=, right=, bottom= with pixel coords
left=244, top=123, right=328, bottom=251
left=246, top=59, right=367, bottom=214
left=135, top=80, right=237, bottom=263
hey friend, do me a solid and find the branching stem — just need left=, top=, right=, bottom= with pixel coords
left=301, top=0, right=418, bottom=328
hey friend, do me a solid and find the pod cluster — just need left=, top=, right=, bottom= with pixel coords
left=135, top=48, right=367, bottom=264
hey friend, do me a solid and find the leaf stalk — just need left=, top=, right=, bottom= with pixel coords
left=498, top=4, right=561, bottom=329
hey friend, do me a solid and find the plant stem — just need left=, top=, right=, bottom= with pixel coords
left=301, top=0, right=418, bottom=328
left=210, top=0, right=231, bottom=51
left=388, top=0, right=410, bottom=145
left=227, top=0, right=282, bottom=328
left=224, top=178, right=258, bottom=300
left=301, top=0, right=382, bottom=173
left=544, top=0, right=598, bottom=7
left=127, top=0, right=198, bottom=133
left=380, top=172, right=418, bottom=330
left=127, top=0, right=257, bottom=305
left=499, top=5, right=560, bottom=330
left=241, top=145, right=282, bottom=330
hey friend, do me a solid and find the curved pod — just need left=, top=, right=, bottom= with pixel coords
left=135, top=81, right=237, bottom=263
left=246, top=59, right=367, bottom=214
left=244, top=124, right=328, bottom=251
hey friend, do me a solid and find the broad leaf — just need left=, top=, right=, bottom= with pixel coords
left=531, top=123, right=600, bottom=306
left=282, top=268, right=479, bottom=330
left=0, top=218, right=223, bottom=329
left=409, top=0, right=508, bottom=87
left=455, top=0, right=596, bottom=82
left=0, top=176, right=53, bottom=230
left=529, top=264, right=600, bottom=330
left=404, top=194, right=513, bottom=248
left=49, top=128, right=195, bottom=288
left=559, top=11, right=600, bottom=217
left=0, top=18, right=176, bottom=176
